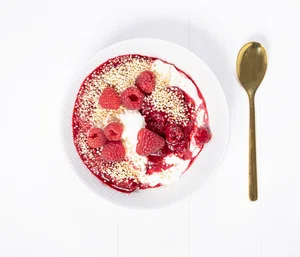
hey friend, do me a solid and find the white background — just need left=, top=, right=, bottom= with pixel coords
left=0, top=0, right=299, bottom=256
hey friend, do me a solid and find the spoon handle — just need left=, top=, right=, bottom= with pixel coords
left=248, top=94, right=258, bottom=201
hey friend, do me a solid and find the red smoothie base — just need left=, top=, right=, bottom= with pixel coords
left=72, top=54, right=212, bottom=193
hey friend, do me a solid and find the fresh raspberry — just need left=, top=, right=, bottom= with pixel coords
left=103, top=122, right=123, bottom=141
left=100, top=141, right=126, bottom=162
left=136, top=128, right=165, bottom=156
left=165, top=124, right=184, bottom=144
left=87, top=128, right=106, bottom=148
left=99, top=87, right=121, bottom=110
left=121, top=87, right=144, bottom=110
left=135, top=70, right=156, bottom=94
left=194, top=126, right=212, bottom=146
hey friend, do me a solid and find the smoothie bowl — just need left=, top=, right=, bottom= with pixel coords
left=68, top=38, right=229, bottom=208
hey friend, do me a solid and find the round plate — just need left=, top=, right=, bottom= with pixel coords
left=66, top=38, right=229, bottom=209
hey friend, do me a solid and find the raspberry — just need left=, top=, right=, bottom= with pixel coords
left=121, top=87, right=144, bottom=110
left=99, top=87, right=121, bottom=110
left=165, top=124, right=184, bottom=144
left=87, top=128, right=106, bottom=148
left=103, top=122, right=123, bottom=141
left=194, top=126, right=212, bottom=145
left=136, top=128, right=165, bottom=156
left=135, top=70, right=156, bottom=94
left=100, top=141, right=126, bottom=162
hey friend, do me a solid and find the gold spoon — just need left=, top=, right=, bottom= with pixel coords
left=236, top=42, right=268, bottom=201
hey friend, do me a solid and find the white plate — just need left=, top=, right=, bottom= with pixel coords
left=65, top=38, right=229, bottom=209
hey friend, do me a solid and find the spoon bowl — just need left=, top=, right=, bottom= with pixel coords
left=237, top=42, right=268, bottom=94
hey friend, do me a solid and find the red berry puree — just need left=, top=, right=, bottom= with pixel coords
left=72, top=54, right=212, bottom=193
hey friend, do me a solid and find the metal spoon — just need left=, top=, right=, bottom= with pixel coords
left=236, top=42, right=268, bottom=201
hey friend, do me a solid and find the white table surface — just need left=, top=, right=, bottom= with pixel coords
left=1, top=0, right=299, bottom=256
